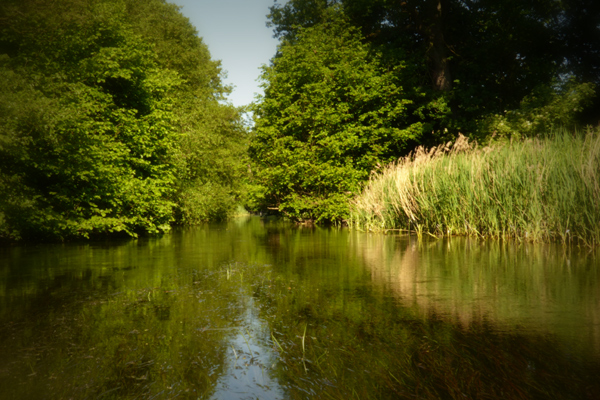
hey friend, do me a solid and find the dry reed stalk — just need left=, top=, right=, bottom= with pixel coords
left=350, top=128, right=600, bottom=246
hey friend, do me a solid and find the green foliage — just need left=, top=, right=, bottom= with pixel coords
left=254, top=0, right=599, bottom=225
left=0, top=13, right=179, bottom=239
left=0, top=0, right=247, bottom=240
left=266, top=0, right=600, bottom=134
left=479, top=81, right=596, bottom=140
left=121, top=0, right=249, bottom=225
left=174, top=99, right=249, bottom=224
left=249, top=12, right=424, bottom=222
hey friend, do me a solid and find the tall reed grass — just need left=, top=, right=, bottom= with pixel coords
left=350, top=128, right=600, bottom=246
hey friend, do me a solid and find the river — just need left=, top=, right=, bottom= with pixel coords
left=1, top=217, right=599, bottom=399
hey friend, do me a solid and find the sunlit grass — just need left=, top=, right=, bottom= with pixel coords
left=350, top=127, right=600, bottom=246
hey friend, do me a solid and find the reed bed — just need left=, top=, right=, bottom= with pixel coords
left=350, top=128, right=600, bottom=246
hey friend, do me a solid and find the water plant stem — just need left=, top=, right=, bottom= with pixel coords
left=241, top=330, right=253, bottom=356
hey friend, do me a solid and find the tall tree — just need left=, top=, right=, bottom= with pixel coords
left=123, top=0, right=249, bottom=223
left=251, top=0, right=598, bottom=223
left=249, top=12, right=423, bottom=222
left=555, top=0, right=600, bottom=124
left=267, top=0, right=597, bottom=133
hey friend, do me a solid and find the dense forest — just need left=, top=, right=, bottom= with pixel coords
left=0, top=0, right=247, bottom=240
left=1, top=0, right=599, bottom=240
left=248, top=0, right=600, bottom=222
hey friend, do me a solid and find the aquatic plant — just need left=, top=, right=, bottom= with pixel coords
left=350, top=127, right=600, bottom=246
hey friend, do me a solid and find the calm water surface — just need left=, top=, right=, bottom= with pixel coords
left=0, top=217, right=599, bottom=399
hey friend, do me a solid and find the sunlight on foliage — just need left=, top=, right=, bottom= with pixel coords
left=249, top=10, right=424, bottom=222
left=0, top=0, right=248, bottom=240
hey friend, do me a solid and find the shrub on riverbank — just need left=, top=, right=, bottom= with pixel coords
left=350, top=128, right=600, bottom=246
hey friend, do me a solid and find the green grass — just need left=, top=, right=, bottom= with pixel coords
left=350, top=127, right=600, bottom=246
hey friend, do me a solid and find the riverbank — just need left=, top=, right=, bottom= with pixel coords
left=350, top=128, right=600, bottom=246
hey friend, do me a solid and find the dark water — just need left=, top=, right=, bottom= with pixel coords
left=0, top=217, right=599, bottom=399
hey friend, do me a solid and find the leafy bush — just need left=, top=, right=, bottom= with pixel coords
left=478, top=81, right=596, bottom=140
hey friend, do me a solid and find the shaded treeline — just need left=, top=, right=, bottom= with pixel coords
left=1, top=0, right=599, bottom=241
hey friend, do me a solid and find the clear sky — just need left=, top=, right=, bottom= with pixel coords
left=170, top=0, right=283, bottom=108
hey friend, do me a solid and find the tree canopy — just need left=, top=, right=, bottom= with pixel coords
left=267, top=0, right=599, bottom=132
left=247, top=0, right=599, bottom=222
left=249, top=12, right=426, bottom=221
left=0, top=0, right=247, bottom=240
left=2, top=0, right=598, bottom=232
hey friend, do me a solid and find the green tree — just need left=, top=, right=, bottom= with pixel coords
left=0, top=0, right=247, bottom=240
left=553, top=0, right=600, bottom=124
left=250, top=0, right=598, bottom=224
left=175, top=100, right=249, bottom=223
left=267, top=0, right=598, bottom=137
left=122, top=0, right=249, bottom=223
left=249, top=11, right=423, bottom=222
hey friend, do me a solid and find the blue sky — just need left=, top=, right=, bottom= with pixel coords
left=171, top=0, right=284, bottom=108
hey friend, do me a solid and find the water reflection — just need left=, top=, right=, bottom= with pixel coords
left=0, top=217, right=598, bottom=399
left=355, top=234, right=600, bottom=356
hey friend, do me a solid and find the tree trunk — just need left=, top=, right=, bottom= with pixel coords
left=427, top=0, right=452, bottom=91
